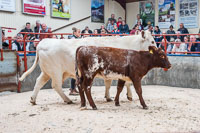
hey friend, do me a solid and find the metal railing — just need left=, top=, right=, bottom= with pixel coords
left=2, top=32, right=200, bottom=72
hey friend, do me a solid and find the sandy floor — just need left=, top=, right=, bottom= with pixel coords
left=0, top=85, right=200, bottom=133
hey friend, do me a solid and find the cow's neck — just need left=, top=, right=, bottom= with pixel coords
left=139, top=52, right=155, bottom=75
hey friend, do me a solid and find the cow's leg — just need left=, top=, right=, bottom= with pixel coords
left=132, top=79, right=148, bottom=109
left=104, top=79, right=113, bottom=102
left=114, top=79, right=125, bottom=106
left=83, top=77, right=97, bottom=110
left=52, top=76, right=72, bottom=104
left=30, top=72, right=50, bottom=105
left=77, top=76, right=86, bottom=107
left=125, top=82, right=133, bottom=101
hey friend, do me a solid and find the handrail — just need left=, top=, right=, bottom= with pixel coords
left=1, top=27, right=17, bottom=30
left=52, top=16, right=91, bottom=32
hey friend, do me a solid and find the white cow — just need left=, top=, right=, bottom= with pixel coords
left=19, top=30, right=156, bottom=105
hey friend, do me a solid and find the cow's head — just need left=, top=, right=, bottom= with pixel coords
left=140, top=30, right=157, bottom=48
left=149, top=46, right=171, bottom=69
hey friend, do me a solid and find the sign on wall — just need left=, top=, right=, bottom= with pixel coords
left=51, top=0, right=71, bottom=19
left=158, top=0, right=176, bottom=28
left=23, top=0, right=46, bottom=15
left=91, top=0, right=104, bottom=23
left=0, top=0, right=15, bottom=12
left=140, top=0, right=155, bottom=28
left=179, top=0, right=198, bottom=28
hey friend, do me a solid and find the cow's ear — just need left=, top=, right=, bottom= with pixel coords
left=149, top=46, right=157, bottom=54
left=141, top=30, right=145, bottom=39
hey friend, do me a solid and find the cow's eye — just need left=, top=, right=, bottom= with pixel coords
left=160, top=55, right=165, bottom=59
left=151, top=41, right=154, bottom=44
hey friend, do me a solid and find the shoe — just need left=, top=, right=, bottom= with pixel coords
left=74, top=89, right=79, bottom=93
left=69, top=90, right=79, bottom=96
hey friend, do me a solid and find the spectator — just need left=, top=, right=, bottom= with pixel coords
left=69, top=27, right=80, bottom=95
left=171, top=39, right=187, bottom=54
left=81, top=26, right=92, bottom=35
left=34, top=20, right=41, bottom=39
left=166, top=25, right=176, bottom=42
left=98, top=25, right=108, bottom=34
left=93, top=29, right=99, bottom=37
left=137, top=20, right=144, bottom=30
left=20, top=22, right=33, bottom=38
left=135, top=14, right=143, bottom=25
left=39, top=23, right=51, bottom=40
left=147, top=25, right=153, bottom=34
left=2, top=30, right=9, bottom=49
left=188, top=35, right=200, bottom=52
left=108, top=14, right=117, bottom=24
left=119, top=20, right=129, bottom=34
left=159, top=39, right=172, bottom=52
left=12, top=33, right=29, bottom=51
left=183, top=36, right=190, bottom=51
left=100, top=29, right=107, bottom=36
left=177, top=23, right=189, bottom=42
left=83, top=30, right=90, bottom=38
left=107, top=20, right=117, bottom=33
left=130, top=24, right=140, bottom=35
left=117, top=17, right=122, bottom=28
left=153, top=26, right=162, bottom=47
left=111, top=25, right=120, bottom=34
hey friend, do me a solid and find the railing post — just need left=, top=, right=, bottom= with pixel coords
left=23, top=34, right=27, bottom=72
left=17, top=54, right=21, bottom=93
left=163, top=34, right=167, bottom=54
left=0, top=27, right=2, bottom=49
left=8, top=37, right=12, bottom=50
left=0, top=48, right=3, bottom=61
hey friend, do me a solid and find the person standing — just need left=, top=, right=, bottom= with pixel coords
left=177, top=23, right=189, bottom=42
left=69, top=27, right=81, bottom=95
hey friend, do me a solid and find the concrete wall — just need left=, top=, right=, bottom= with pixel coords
left=126, top=0, right=200, bottom=33
left=19, top=55, right=200, bottom=92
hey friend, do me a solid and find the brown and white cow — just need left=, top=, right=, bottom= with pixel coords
left=76, top=46, right=171, bottom=110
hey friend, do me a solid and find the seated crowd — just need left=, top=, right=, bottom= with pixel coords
left=1, top=13, right=200, bottom=54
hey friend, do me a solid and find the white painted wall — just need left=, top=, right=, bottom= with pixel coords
left=0, top=0, right=115, bottom=36
left=126, top=0, right=200, bottom=33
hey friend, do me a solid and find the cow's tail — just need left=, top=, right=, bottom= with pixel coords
left=75, top=46, right=83, bottom=87
left=19, top=51, right=39, bottom=81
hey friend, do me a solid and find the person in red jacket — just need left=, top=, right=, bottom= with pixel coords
left=117, top=17, right=122, bottom=28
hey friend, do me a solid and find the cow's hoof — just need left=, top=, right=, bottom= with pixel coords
left=30, top=101, right=36, bottom=105
left=115, top=102, right=120, bottom=106
left=106, top=98, right=113, bottom=102
left=80, top=106, right=87, bottom=110
left=127, top=97, right=133, bottom=101
left=143, top=106, right=148, bottom=110
left=92, top=106, right=97, bottom=110
left=30, top=97, right=36, bottom=105
left=67, top=101, right=73, bottom=104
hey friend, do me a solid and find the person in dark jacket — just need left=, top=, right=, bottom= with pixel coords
left=166, top=25, right=176, bottom=42
left=177, top=23, right=189, bottom=42
left=119, top=20, right=129, bottom=34
left=188, top=35, right=200, bottom=53
left=81, top=26, right=93, bottom=35
left=69, top=27, right=81, bottom=95
left=153, top=26, right=162, bottom=47
left=20, top=22, right=33, bottom=38
left=34, top=20, right=41, bottom=39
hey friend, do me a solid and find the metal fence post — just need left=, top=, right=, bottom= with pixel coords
left=0, top=27, right=2, bottom=49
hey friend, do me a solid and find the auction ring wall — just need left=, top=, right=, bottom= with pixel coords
left=19, top=55, right=200, bottom=92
